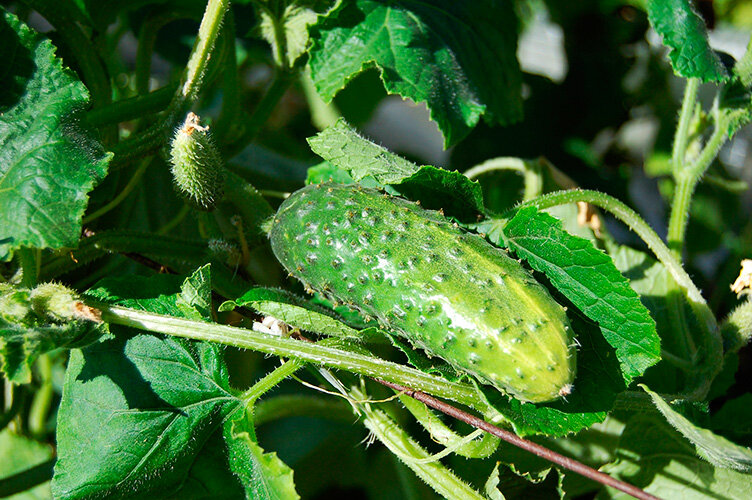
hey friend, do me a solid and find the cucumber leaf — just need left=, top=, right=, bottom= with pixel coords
left=642, top=385, right=752, bottom=472
left=53, top=267, right=298, bottom=499
left=0, top=10, right=110, bottom=260
left=498, top=207, right=660, bottom=384
left=309, top=0, right=522, bottom=146
left=601, top=414, right=752, bottom=499
left=224, top=413, right=300, bottom=500
left=647, top=0, right=728, bottom=82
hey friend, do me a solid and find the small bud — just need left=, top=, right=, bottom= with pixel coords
left=30, top=283, right=78, bottom=322
left=170, top=112, right=225, bottom=211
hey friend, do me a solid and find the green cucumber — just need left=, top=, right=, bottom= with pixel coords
left=269, top=183, right=576, bottom=403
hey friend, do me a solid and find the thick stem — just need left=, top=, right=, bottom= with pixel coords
left=0, top=459, right=55, bottom=498
left=28, top=354, right=53, bottom=439
left=96, top=303, right=485, bottom=410
left=667, top=173, right=696, bottom=254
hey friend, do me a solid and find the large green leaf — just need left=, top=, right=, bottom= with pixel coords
left=53, top=268, right=298, bottom=499
left=642, top=385, right=752, bottom=472
left=600, top=414, right=752, bottom=499
left=498, top=207, right=661, bottom=384
left=0, top=10, right=110, bottom=260
left=647, top=0, right=728, bottom=82
left=309, top=0, right=522, bottom=146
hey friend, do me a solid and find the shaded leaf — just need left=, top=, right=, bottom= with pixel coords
left=0, top=10, right=110, bottom=260
left=309, top=0, right=522, bottom=146
left=647, top=0, right=728, bottom=82
left=224, top=413, right=300, bottom=500
left=501, top=207, right=660, bottom=384
left=720, top=37, right=752, bottom=135
left=642, top=385, right=752, bottom=472
left=601, top=414, right=752, bottom=499
left=0, top=429, right=54, bottom=500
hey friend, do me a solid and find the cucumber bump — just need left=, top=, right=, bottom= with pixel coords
left=269, top=183, right=576, bottom=403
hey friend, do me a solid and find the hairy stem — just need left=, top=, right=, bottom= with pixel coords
left=240, top=359, right=305, bottom=406
left=353, top=386, right=486, bottom=500
left=95, top=303, right=484, bottom=410
left=671, top=78, right=699, bottom=176
left=85, top=85, right=177, bottom=127
left=175, top=0, right=230, bottom=109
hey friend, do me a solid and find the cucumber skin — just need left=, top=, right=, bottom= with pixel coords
left=270, top=183, right=576, bottom=403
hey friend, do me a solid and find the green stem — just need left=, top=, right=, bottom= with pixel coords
left=354, top=387, right=485, bottom=500
left=16, top=248, right=40, bottom=288
left=83, top=158, right=153, bottom=224
left=671, top=78, right=699, bottom=176
left=85, top=85, right=177, bottom=127
left=213, top=11, right=240, bottom=143
left=173, top=0, right=231, bottom=109
left=39, top=231, right=208, bottom=280
left=28, top=355, right=53, bottom=439
left=398, top=394, right=499, bottom=459
left=667, top=110, right=728, bottom=255
left=96, top=303, right=485, bottom=410
left=110, top=0, right=230, bottom=170
left=0, top=387, right=25, bottom=433
left=667, top=173, right=697, bottom=254
left=240, top=359, right=305, bottom=406
left=0, top=459, right=55, bottom=498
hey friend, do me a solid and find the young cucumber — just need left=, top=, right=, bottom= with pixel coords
left=269, top=183, right=576, bottom=403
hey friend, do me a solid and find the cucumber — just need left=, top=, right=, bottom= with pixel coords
left=269, top=183, right=576, bottom=403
